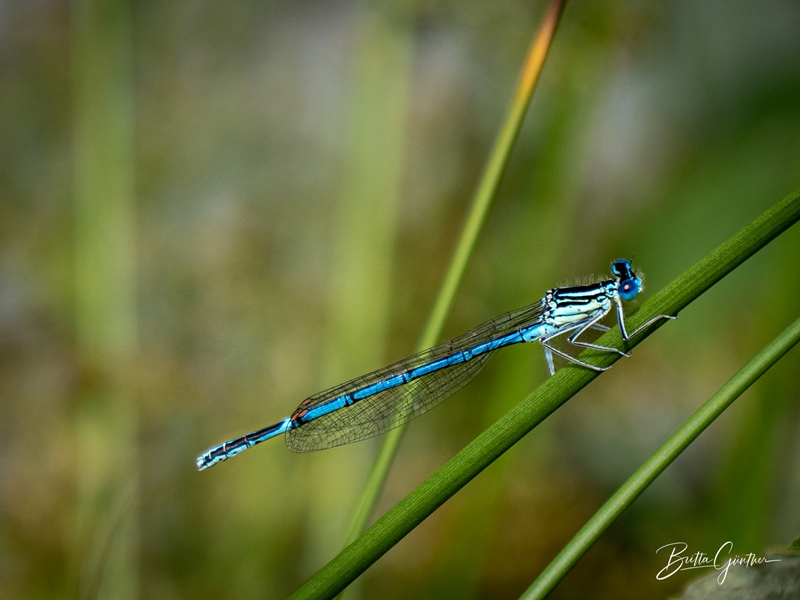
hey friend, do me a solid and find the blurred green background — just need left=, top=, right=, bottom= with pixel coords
left=1, top=0, right=800, bottom=598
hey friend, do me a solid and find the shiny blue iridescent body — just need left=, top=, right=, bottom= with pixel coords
left=197, top=259, right=675, bottom=471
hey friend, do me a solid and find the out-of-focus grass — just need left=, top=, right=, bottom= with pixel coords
left=71, top=0, right=138, bottom=598
left=304, top=1, right=412, bottom=582
left=523, top=314, right=800, bottom=599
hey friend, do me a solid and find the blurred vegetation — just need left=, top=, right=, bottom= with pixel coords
left=523, top=311, right=800, bottom=600
left=1, top=1, right=799, bottom=599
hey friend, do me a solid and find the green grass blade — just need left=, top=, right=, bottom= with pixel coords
left=341, top=0, right=569, bottom=549
left=291, top=188, right=800, bottom=600
left=520, top=315, right=800, bottom=600
left=309, top=3, right=412, bottom=570
left=71, top=0, right=139, bottom=597
left=417, top=0, right=568, bottom=348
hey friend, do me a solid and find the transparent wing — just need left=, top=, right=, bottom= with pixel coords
left=286, top=300, right=545, bottom=452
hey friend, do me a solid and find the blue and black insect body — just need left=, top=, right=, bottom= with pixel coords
left=197, top=259, right=675, bottom=470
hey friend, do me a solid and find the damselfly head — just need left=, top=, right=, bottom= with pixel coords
left=611, top=258, right=642, bottom=301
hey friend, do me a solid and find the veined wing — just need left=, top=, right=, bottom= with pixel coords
left=286, top=299, right=545, bottom=452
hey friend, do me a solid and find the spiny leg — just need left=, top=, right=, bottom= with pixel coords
left=614, top=297, right=676, bottom=341
left=614, top=297, right=631, bottom=340
left=541, top=339, right=610, bottom=372
left=568, top=310, right=630, bottom=357
left=544, top=346, right=555, bottom=376
left=626, top=314, right=678, bottom=339
left=539, top=322, right=610, bottom=373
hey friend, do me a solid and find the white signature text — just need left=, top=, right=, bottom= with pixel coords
left=656, top=541, right=781, bottom=584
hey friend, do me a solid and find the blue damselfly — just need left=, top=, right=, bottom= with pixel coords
left=197, top=259, right=675, bottom=470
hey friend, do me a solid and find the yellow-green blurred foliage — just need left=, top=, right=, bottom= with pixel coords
left=1, top=0, right=799, bottom=598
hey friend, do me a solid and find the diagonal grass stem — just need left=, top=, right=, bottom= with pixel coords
left=341, top=0, right=569, bottom=551
left=293, top=188, right=800, bottom=600
left=521, top=314, right=800, bottom=599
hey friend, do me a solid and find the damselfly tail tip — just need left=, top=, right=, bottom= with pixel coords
left=196, top=449, right=224, bottom=471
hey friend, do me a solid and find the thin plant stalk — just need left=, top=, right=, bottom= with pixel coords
left=291, top=188, right=800, bottom=600
left=520, top=315, right=800, bottom=600
left=309, top=3, right=412, bottom=570
left=71, top=0, right=139, bottom=597
left=341, top=0, right=569, bottom=548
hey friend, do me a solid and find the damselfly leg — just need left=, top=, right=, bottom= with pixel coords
left=539, top=319, right=613, bottom=375
left=568, top=311, right=631, bottom=356
left=614, top=296, right=678, bottom=341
